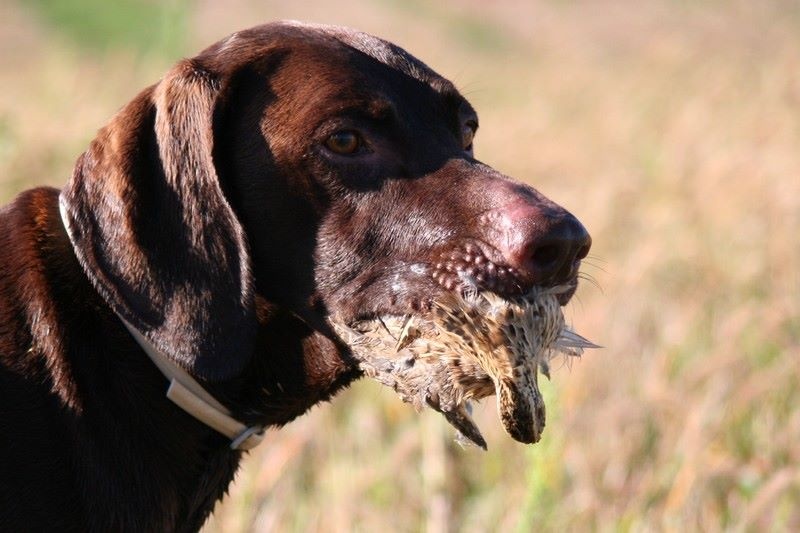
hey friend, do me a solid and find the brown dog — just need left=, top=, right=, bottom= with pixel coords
left=0, top=22, right=590, bottom=531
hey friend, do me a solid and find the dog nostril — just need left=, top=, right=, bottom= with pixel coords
left=516, top=217, right=591, bottom=286
left=531, top=244, right=562, bottom=270
left=490, top=199, right=591, bottom=291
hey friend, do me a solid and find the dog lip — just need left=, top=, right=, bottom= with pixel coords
left=343, top=276, right=579, bottom=329
left=555, top=280, right=579, bottom=305
left=338, top=255, right=579, bottom=329
left=343, top=297, right=436, bottom=327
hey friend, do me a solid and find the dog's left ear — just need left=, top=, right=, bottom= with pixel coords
left=60, top=59, right=256, bottom=381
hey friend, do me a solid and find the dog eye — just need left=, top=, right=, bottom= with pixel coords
left=462, top=122, right=477, bottom=151
left=325, top=130, right=362, bottom=155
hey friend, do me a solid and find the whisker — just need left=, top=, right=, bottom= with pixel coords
left=578, top=272, right=604, bottom=293
left=581, top=259, right=608, bottom=273
left=571, top=292, right=585, bottom=312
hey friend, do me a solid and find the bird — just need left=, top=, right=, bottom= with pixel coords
left=331, top=285, right=598, bottom=449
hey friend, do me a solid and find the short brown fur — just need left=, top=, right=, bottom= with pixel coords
left=0, top=21, right=589, bottom=531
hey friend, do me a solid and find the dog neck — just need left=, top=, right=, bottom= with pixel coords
left=116, top=316, right=266, bottom=450
left=58, top=195, right=265, bottom=451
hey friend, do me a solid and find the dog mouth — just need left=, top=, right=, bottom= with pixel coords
left=330, top=284, right=598, bottom=449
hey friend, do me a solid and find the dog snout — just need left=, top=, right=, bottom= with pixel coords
left=493, top=198, right=591, bottom=288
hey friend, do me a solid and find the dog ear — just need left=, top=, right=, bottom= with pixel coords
left=60, top=59, right=256, bottom=381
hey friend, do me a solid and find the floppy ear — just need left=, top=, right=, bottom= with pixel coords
left=59, top=59, right=255, bottom=381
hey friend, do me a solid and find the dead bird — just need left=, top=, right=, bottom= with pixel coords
left=331, top=284, right=598, bottom=449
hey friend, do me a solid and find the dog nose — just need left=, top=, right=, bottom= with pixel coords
left=496, top=201, right=591, bottom=287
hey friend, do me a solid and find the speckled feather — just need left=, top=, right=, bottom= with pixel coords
left=331, top=286, right=598, bottom=449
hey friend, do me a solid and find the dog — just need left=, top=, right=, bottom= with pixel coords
left=0, top=21, right=590, bottom=531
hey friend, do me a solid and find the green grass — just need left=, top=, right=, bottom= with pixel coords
left=26, top=0, right=189, bottom=57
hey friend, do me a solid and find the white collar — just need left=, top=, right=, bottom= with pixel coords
left=59, top=198, right=264, bottom=450
left=117, top=317, right=265, bottom=450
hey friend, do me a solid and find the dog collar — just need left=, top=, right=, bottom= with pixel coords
left=117, top=317, right=265, bottom=450
left=59, top=199, right=264, bottom=451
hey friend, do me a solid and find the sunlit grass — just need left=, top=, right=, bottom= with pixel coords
left=1, top=0, right=798, bottom=531
left=26, top=0, right=189, bottom=57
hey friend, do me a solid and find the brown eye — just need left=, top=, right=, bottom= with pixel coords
left=325, top=130, right=361, bottom=155
left=462, top=123, right=476, bottom=151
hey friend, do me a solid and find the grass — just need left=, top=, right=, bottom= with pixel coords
left=26, top=0, right=189, bottom=58
left=1, top=0, right=798, bottom=531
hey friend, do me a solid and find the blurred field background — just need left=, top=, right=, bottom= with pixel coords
left=1, top=0, right=799, bottom=531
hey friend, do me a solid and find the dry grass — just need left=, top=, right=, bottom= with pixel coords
left=1, top=0, right=798, bottom=531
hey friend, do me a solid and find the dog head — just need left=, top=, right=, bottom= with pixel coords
left=60, top=22, right=590, bottom=389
